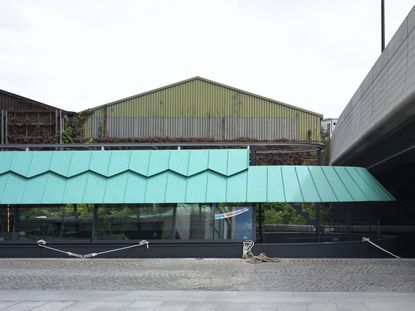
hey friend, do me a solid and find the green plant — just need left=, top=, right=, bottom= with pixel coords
left=62, top=110, right=94, bottom=143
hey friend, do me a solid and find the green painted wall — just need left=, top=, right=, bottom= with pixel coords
left=84, top=77, right=322, bottom=141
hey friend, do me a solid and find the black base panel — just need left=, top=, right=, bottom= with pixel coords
left=0, top=238, right=399, bottom=258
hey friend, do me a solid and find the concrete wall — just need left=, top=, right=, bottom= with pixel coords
left=330, top=5, right=415, bottom=165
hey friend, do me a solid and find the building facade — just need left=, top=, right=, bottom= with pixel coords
left=0, top=89, right=68, bottom=144
left=84, top=77, right=322, bottom=142
left=321, top=118, right=338, bottom=138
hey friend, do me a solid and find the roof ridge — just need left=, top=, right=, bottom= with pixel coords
left=83, top=76, right=322, bottom=117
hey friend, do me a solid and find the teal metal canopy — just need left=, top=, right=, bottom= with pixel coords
left=0, top=150, right=394, bottom=204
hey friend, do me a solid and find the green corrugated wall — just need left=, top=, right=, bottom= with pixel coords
left=84, top=77, right=322, bottom=141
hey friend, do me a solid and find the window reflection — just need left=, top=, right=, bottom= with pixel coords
left=0, top=207, right=13, bottom=241
left=96, top=205, right=174, bottom=240
left=175, top=204, right=253, bottom=240
left=0, top=204, right=253, bottom=241
left=15, top=205, right=93, bottom=240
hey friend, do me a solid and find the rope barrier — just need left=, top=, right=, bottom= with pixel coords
left=362, top=237, right=400, bottom=259
left=242, top=240, right=280, bottom=264
left=37, top=239, right=149, bottom=258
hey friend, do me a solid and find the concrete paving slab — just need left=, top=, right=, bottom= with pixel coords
left=0, top=291, right=414, bottom=311
left=212, top=302, right=249, bottom=311
left=246, top=302, right=277, bottom=311
left=336, top=302, right=369, bottom=311
left=129, top=301, right=163, bottom=308
left=89, top=301, right=134, bottom=311
left=275, top=302, right=307, bottom=311
left=307, top=302, right=337, bottom=311
left=57, top=302, right=103, bottom=311
left=154, top=301, right=190, bottom=311
left=30, top=302, right=75, bottom=311
left=0, top=302, right=19, bottom=310
left=183, top=302, right=218, bottom=311
left=2, top=301, right=47, bottom=311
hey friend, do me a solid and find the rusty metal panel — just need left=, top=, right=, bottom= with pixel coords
left=84, top=77, right=322, bottom=141
left=0, top=89, right=68, bottom=144
left=0, top=89, right=57, bottom=111
left=0, top=110, right=3, bottom=144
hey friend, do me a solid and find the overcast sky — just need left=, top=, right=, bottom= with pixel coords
left=1, top=0, right=414, bottom=118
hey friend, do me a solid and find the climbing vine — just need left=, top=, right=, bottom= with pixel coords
left=62, top=110, right=94, bottom=144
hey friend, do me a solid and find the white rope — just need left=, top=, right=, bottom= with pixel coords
left=362, top=237, right=400, bottom=259
left=82, top=240, right=149, bottom=258
left=37, top=239, right=149, bottom=258
left=242, top=240, right=280, bottom=264
left=242, top=240, right=255, bottom=259
left=37, top=240, right=83, bottom=258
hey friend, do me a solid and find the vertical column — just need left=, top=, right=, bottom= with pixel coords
left=258, top=203, right=263, bottom=243
left=12, top=206, right=18, bottom=241
left=0, top=110, right=4, bottom=145
left=104, top=106, right=108, bottom=137
left=315, top=203, right=321, bottom=242
left=4, top=110, right=8, bottom=144
left=171, top=205, right=177, bottom=240
left=317, top=148, right=322, bottom=165
left=91, top=205, right=98, bottom=241
left=249, top=146, right=257, bottom=166
left=55, top=110, right=58, bottom=138
left=59, top=110, right=63, bottom=144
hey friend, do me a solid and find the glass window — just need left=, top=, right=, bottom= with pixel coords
left=0, top=207, right=13, bottom=241
left=15, top=205, right=93, bottom=240
left=1, top=203, right=254, bottom=242
left=175, top=204, right=253, bottom=240
left=96, top=205, right=174, bottom=240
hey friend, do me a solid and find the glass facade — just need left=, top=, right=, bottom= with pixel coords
left=7, top=206, right=93, bottom=241
left=0, top=204, right=254, bottom=242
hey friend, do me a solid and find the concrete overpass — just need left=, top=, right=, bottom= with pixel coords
left=330, top=5, right=415, bottom=202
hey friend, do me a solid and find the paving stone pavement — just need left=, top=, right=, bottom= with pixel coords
left=0, top=258, right=414, bottom=292
left=0, top=258, right=414, bottom=310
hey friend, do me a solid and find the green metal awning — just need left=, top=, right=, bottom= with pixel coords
left=0, top=149, right=394, bottom=204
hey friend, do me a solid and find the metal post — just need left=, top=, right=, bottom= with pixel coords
left=315, top=204, right=321, bottom=242
left=250, top=146, right=257, bottom=165
left=55, top=110, right=58, bottom=138
left=12, top=206, right=17, bottom=241
left=74, top=204, right=79, bottom=232
left=91, top=205, right=98, bottom=241
left=1, top=110, right=3, bottom=145
left=381, top=0, right=385, bottom=52
left=171, top=205, right=177, bottom=240
left=60, top=205, right=66, bottom=238
left=59, top=110, right=63, bottom=144
left=317, top=148, right=322, bottom=165
left=258, top=203, right=263, bottom=243
left=376, top=218, right=381, bottom=240
left=347, top=212, right=352, bottom=241
left=4, top=110, right=8, bottom=144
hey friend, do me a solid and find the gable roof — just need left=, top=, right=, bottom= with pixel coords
left=0, top=89, right=69, bottom=112
left=87, top=77, right=322, bottom=117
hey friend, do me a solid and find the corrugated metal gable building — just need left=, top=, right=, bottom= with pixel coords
left=84, top=77, right=322, bottom=141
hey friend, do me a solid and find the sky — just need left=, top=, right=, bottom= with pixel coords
left=0, top=0, right=414, bottom=118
